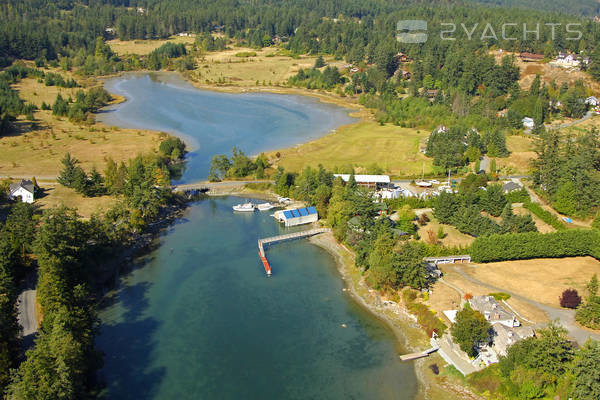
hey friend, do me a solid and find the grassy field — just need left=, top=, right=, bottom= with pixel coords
left=494, top=134, right=535, bottom=175
left=107, top=36, right=196, bottom=56
left=1, top=74, right=162, bottom=178
left=36, top=184, right=117, bottom=218
left=463, top=257, right=600, bottom=307
left=270, top=121, right=434, bottom=176
left=417, top=212, right=475, bottom=247
left=188, top=46, right=348, bottom=88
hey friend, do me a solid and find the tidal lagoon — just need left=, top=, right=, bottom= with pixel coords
left=97, top=73, right=417, bottom=399
left=99, top=73, right=357, bottom=183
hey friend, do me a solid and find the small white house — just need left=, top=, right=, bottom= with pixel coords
left=8, top=180, right=35, bottom=203
left=585, top=96, right=599, bottom=107
left=522, top=117, right=535, bottom=129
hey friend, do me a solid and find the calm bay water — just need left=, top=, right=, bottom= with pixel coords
left=97, top=74, right=417, bottom=399
left=99, top=73, right=357, bottom=183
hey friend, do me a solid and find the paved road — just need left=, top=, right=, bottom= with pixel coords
left=524, top=111, right=595, bottom=136
left=17, top=288, right=37, bottom=338
left=452, top=266, right=600, bottom=345
left=479, top=155, right=490, bottom=173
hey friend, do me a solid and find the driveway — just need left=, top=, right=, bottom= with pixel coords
left=452, top=266, right=600, bottom=345
left=17, top=288, right=37, bottom=337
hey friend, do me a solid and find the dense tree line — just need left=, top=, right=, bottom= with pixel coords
left=434, top=185, right=537, bottom=237
left=470, top=229, right=600, bottom=262
left=531, top=129, right=600, bottom=216
left=52, top=87, right=111, bottom=123
left=0, top=203, right=36, bottom=394
left=208, top=147, right=269, bottom=181
left=469, top=323, right=597, bottom=399
left=58, top=137, right=185, bottom=221
left=576, top=274, right=600, bottom=329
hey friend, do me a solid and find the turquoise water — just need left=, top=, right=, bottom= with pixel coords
left=96, top=74, right=417, bottom=399
left=98, top=73, right=357, bottom=183
left=97, top=197, right=417, bottom=399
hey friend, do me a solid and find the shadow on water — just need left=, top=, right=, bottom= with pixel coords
left=98, top=281, right=165, bottom=399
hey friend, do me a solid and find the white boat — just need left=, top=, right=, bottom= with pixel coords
left=232, top=203, right=256, bottom=212
left=257, top=202, right=276, bottom=211
left=416, top=163, right=432, bottom=187
left=429, top=179, right=440, bottom=185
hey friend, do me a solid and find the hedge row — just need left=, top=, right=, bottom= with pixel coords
left=471, top=229, right=600, bottom=263
left=523, top=201, right=566, bottom=231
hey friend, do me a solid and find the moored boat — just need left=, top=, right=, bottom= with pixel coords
left=232, top=203, right=256, bottom=212
left=257, top=202, right=276, bottom=211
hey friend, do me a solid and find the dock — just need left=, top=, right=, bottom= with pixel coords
left=399, top=346, right=439, bottom=361
left=257, top=228, right=331, bottom=276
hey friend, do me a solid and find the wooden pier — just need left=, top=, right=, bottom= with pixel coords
left=257, top=228, right=331, bottom=276
left=399, top=346, right=439, bottom=361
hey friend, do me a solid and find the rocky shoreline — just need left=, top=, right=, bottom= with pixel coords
left=309, top=232, right=482, bottom=400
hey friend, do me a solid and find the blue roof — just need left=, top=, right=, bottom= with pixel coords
left=281, top=207, right=319, bottom=219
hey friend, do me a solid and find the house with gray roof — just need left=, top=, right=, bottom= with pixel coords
left=8, top=179, right=35, bottom=203
left=502, top=181, right=522, bottom=193
left=490, top=323, right=535, bottom=357
left=468, top=295, right=520, bottom=328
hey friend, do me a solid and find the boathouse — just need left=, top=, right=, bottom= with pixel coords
left=333, top=174, right=390, bottom=189
left=274, top=207, right=318, bottom=227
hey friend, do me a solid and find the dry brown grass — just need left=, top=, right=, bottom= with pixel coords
left=490, top=50, right=599, bottom=94
left=0, top=76, right=162, bottom=177
left=464, top=257, right=600, bottom=307
left=435, top=266, right=550, bottom=324
left=417, top=213, right=475, bottom=248
left=512, top=204, right=555, bottom=233
left=36, top=184, right=117, bottom=218
left=107, top=36, right=196, bottom=56
left=187, top=46, right=349, bottom=88
left=495, top=135, right=535, bottom=175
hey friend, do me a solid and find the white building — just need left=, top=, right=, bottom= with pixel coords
left=274, top=207, right=318, bottom=227
left=522, top=117, right=535, bottom=129
left=552, top=53, right=580, bottom=68
left=333, top=174, right=390, bottom=188
left=8, top=180, right=35, bottom=203
left=585, top=96, right=599, bottom=107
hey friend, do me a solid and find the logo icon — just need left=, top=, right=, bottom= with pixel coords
left=397, top=20, right=428, bottom=43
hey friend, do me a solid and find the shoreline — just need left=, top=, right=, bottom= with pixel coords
left=309, top=232, right=482, bottom=400
left=96, top=70, right=369, bottom=158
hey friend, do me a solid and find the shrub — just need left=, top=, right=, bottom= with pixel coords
left=522, top=201, right=566, bottom=231
left=471, top=230, right=599, bottom=263
left=489, top=292, right=511, bottom=301
left=559, top=289, right=582, bottom=309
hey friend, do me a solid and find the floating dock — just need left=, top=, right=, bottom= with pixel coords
left=399, top=346, right=439, bottom=361
left=257, top=228, right=331, bottom=276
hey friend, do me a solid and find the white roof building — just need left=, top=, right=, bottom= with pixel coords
left=522, top=117, right=535, bottom=129
left=585, top=96, right=599, bottom=106
left=333, top=174, right=390, bottom=187
left=8, top=180, right=35, bottom=203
